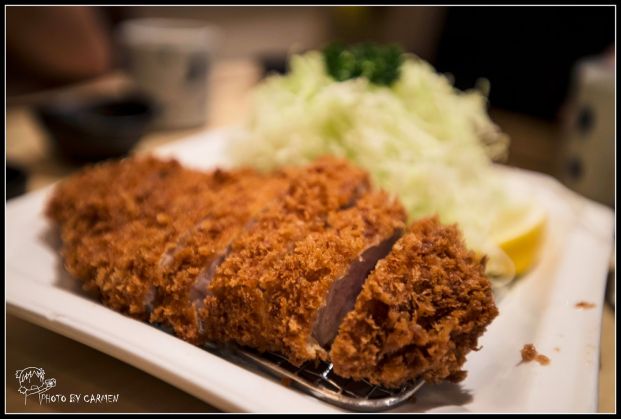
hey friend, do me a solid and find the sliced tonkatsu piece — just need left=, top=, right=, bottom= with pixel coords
left=330, top=217, right=499, bottom=388
left=274, top=191, right=406, bottom=364
left=63, top=219, right=170, bottom=315
left=46, top=156, right=264, bottom=318
left=201, top=160, right=405, bottom=365
left=310, top=195, right=404, bottom=349
left=150, top=169, right=293, bottom=343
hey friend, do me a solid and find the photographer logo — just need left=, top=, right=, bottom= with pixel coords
left=15, top=367, right=56, bottom=405
left=14, top=366, right=119, bottom=407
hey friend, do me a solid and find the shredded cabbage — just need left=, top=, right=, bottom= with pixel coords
left=227, top=51, right=514, bottom=278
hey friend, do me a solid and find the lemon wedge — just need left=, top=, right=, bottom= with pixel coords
left=490, top=202, right=547, bottom=276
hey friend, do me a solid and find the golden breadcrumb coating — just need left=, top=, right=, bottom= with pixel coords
left=330, top=217, right=499, bottom=388
left=47, top=157, right=195, bottom=231
left=150, top=170, right=292, bottom=343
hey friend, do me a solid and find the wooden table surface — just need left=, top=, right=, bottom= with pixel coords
left=5, top=59, right=615, bottom=413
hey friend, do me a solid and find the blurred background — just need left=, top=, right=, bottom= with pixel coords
left=5, top=5, right=615, bottom=412
left=6, top=6, right=615, bottom=205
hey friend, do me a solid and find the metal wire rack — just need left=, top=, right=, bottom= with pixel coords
left=189, top=285, right=508, bottom=410
left=203, top=342, right=424, bottom=412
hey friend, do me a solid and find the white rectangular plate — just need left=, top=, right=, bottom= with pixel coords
left=6, top=129, right=614, bottom=412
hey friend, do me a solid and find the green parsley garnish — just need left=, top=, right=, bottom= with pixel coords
left=323, top=42, right=404, bottom=86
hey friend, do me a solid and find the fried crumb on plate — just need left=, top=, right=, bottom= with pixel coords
left=575, top=301, right=596, bottom=310
left=520, top=344, right=550, bottom=366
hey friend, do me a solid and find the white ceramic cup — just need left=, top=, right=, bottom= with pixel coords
left=118, top=18, right=220, bottom=129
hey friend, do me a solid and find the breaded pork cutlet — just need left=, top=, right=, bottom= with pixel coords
left=201, top=159, right=406, bottom=365
left=330, top=217, right=498, bottom=388
left=47, top=157, right=205, bottom=315
left=47, top=156, right=499, bottom=390
left=46, top=156, right=267, bottom=318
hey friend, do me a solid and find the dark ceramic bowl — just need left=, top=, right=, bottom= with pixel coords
left=6, top=164, right=28, bottom=200
left=36, top=93, right=156, bottom=162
